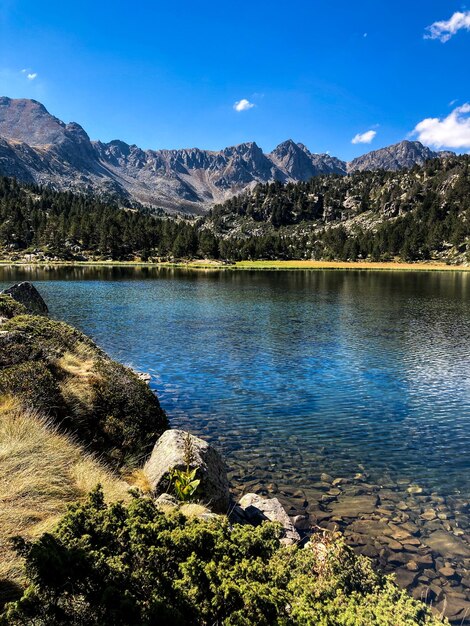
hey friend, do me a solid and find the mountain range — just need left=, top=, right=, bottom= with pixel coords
left=0, top=97, right=453, bottom=213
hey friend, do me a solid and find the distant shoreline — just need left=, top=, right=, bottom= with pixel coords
left=0, top=259, right=470, bottom=272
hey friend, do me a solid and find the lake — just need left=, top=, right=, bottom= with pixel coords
left=1, top=266, right=469, bottom=619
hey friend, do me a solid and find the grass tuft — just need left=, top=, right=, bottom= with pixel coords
left=0, top=395, right=130, bottom=604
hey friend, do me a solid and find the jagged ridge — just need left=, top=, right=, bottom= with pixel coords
left=0, top=97, right=451, bottom=213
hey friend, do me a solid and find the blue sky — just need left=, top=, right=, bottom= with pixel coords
left=0, top=0, right=469, bottom=159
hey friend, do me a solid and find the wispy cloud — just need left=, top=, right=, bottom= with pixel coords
left=351, top=129, right=376, bottom=144
left=21, top=68, right=38, bottom=80
left=413, top=103, right=470, bottom=148
left=424, top=11, right=470, bottom=43
left=233, top=98, right=255, bottom=112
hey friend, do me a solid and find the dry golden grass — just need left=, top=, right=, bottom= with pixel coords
left=125, top=468, right=153, bottom=494
left=57, top=348, right=103, bottom=417
left=0, top=396, right=130, bottom=597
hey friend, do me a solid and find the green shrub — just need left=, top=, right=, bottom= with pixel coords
left=2, top=315, right=98, bottom=360
left=1, top=487, right=444, bottom=626
left=75, top=359, right=168, bottom=466
left=0, top=294, right=28, bottom=319
left=0, top=362, right=62, bottom=414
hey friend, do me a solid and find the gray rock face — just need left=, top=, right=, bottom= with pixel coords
left=2, top=282, right=48, bottom=315
left=269, top=140, right=346, bottom=179
left=143, top=429, right=230, bottom=513
left=347, top=140, right=447, bottom=173
left=237, top=493, right=300, bottom=545
left=0, top=97, right=452, bottom=213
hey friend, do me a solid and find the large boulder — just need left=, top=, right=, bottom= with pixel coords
left=237, top=493, right=300, bottom=545
left=143, top=429, right=230, bottom=513
left=2, top=282, right=48, bottom=315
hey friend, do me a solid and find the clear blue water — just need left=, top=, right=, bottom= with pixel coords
left=3, top=265, right=470, bottom=618
left=1, top=266, right=469, bottom=500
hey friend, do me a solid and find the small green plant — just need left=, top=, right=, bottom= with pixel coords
left=169, top=467, right=200, bottom=501
left=169, top=432, right=200, bottom=502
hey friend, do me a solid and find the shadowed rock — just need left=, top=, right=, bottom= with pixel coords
left=2, top=282, right=48, bottom=315
left=237, top=492, right=300, bottom=545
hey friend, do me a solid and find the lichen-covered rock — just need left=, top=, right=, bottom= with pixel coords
left=237, top=492, right=300, bottom=545
left=144, top=429, right=230, bottom=513
left=2, top=282, right=48, bottom=315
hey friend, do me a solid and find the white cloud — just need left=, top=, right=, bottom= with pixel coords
left=27, top=72, right=37, bottom=80
left=351, top=129, right=377, bottom=144
left=233, top=98, right=255, bottom=112
left=424, top=11, right=470, bottom=42
left=413, top=103, right=470, bottom=148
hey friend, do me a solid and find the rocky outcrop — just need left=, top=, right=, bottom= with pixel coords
left=2, top=282, right=48, bottom=315
left=235, top=493, right=300, bottom=545
left=347, top=140, right=450, bottom=173
left=144, top=429, right=230, bottom=513
left=0, top=97, right=453, bottom=213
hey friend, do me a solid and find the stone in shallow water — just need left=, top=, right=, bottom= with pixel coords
left=434, top=595, right=470, bottom=622
left=349, top=519, right=390, bottom=537
left=439, top=566, right=457, bottom=578
left=328, top=495, right=379, bottom=518
left=394, top=567, right=418, bottom=589
left=424, top=531, right=470, bottom=559
left=407, top=485, right=423, bottom=495
left=421, top=509, right=437, bottom=521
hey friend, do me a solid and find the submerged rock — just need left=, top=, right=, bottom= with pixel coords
left=144, top=429, right=230, bottom=513
left=423, top=531, right=470, bottom=558
left=2, top=282, right=48, bottom=315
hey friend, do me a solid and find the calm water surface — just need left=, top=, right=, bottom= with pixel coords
left=3, top=266, right=470, bottom=619
left=1, top=266, right=469, bottom=498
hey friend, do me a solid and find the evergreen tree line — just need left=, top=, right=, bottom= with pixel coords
left=0, top=154, right=468, bottom=262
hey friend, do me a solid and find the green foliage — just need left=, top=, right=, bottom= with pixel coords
left=1, top=487, right=444, bottom=626
left=89, top=359, right=168, bottom=466
left=0, top=361, right=62, bottom=413
left=0, top=294, right=27, bottom=319
left=169, top=431, right=201, bottom=502
left=2, top=314, right=98, bottom=359
left=0, top=155, right=468, bottom=263
left=169, top=467, right=200, bottom=501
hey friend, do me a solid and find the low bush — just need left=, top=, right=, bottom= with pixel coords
left=1, top=487, right=444, bottom=626
left=0, top=295, right=27, bottom=319
left=0, top=362, right=62, bottom=414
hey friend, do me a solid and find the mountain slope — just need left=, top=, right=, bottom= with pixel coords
left=0, top=97, right=453, bottom=213
left=348, top=140, right=451, bottom=172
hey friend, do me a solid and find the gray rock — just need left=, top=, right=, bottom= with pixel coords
left=155, top=493, right=179, bottom=509
left=238, top=493, right=300, bottom=544
left=143, top=429, right=230, bottom=513
left=328, top=494, right=379, bottom=517
left=2, top=282, right=48, bottom=315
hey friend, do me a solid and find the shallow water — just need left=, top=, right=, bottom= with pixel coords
left=1, top=266, right=470, bottom=620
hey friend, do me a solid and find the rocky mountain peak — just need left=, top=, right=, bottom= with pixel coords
left=347, top=140, right=448, bottom=173
left=0, top=97, right=455, bottom=213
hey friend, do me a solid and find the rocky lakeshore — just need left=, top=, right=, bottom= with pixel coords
left=0, top=282, right=464, bottom=625
left=226, top=461, right=470, bottom=624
